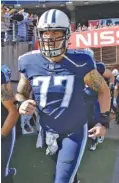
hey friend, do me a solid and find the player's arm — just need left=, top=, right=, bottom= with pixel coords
left=1, top=82, right=19, bottom=137
left=84, top=69, right=111, bottom=113
left=15, top=73, right=36, bottom=115
left=103, top=69, right=115, bottom=88
left=15, top=73, right=32, bottom=101
left=84, top=69, right=111, bottom=137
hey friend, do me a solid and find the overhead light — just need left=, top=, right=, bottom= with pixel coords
left=35, top=5, right=40, bottom=8
left=43, top=4, right=46, bottom=8
left=84, top=1, right=89, bottom=5
left=60, top=3, right=65, bottom=7
left=14, top=4, right=21, bottom=8
left=66, top=2, right=73, bottom=5
left=66, top=2, right=74, bottom=10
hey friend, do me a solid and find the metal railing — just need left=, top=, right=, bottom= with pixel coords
left=1, top=18, right=36, bottom=45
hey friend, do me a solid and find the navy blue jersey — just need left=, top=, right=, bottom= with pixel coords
left=18, top=50, right=95, bottom=134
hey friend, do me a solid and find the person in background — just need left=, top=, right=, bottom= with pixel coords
left=1, top=5, right=9, bottom=46
left=103, top=68, right=115, bottom=89
left=6, top=9, right=18, bottom=42
left=112, top=69, right=119, bottom=85
left=27, top=13, right=34, bottom=41
left=113, top=74, right=119, bottom=124
left=16, top=10, right=33, bottom=42
left=110, top=69, right=119, bottom=114
left=1, top=65, right=19, bottom=183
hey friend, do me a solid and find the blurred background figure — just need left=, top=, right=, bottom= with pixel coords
left=1, top=65, right=19, bottom=183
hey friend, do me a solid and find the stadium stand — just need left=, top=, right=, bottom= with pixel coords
left=1, top=4, right=38, bottom=46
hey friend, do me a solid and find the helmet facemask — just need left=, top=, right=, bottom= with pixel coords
left=37, top=28, right=70, bottom=57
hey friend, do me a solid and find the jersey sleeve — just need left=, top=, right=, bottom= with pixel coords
left=1, top=65, right=11, bottom=83
left=84, top=55, right=96, bottom=75
left=18, top=55, right=28, bottom=78
left=66, top=50, right=96, bottom=78
left=77, top=52, right=96, bottom=77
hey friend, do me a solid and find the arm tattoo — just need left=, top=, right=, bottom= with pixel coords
left=16, top=73, right=32, bottom=98
left=85, top=70, right=106, bottom=93
left=17, top=82, right=31, bottom=98
left=1, top=84, right=14, bottom=101
left=21, top=83, right=31, bottom=97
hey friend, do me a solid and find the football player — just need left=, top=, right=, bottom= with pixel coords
left=16, top=9, right=110, bottom=183
left=111, top=69, right=119, bottom=113
left=1, top=65, right=19, bottom=183
left=103, top=68, right=115, bottom=89
left=112, top=69, right=119, bottom=85
left=113, top=74, right=119, bottom=124
left=103, top=68, right=116, bottom=119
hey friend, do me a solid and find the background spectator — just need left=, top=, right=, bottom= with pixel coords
left=1, top=4, right=38, bottom=46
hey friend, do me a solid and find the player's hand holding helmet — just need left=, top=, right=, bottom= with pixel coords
left=37, top=9, right=71, bottom=58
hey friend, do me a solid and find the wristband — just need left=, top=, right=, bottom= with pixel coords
left=14, top=101, right=23, bottom=110
left=100, top=112, right=110, bottom=129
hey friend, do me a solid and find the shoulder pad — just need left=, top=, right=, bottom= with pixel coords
left=67, top=49, right=94, bottom=58
left=19, top=50, right=40, bottom=60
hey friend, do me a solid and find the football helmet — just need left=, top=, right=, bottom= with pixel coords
left=112, top=69, right=119, bottom=76
left=37, top=9, right=71, bottom=57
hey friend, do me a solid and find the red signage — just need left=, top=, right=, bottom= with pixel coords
left=68, top=26, right=119, bottom=49
left=88, top=20, right=99, bottom=27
